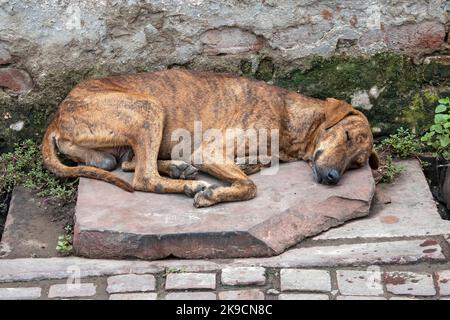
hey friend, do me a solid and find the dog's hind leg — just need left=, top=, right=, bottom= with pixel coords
left=130, top=121, right=208, bottom=194
left=57, top=139, right=117, bottom=171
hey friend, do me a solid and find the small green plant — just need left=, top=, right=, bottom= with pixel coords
left=56, top=224, right=73, bottom=254
left=377, top=127, right=422, bottom=159
left=165, top=267, right=186, bottom=276
left=421, top=97, right=450, bottom=159
left=56, top=234, right=73, bottom=254
left=380, top=155, right=405, bottom=183
left=0, top=139, right=77, bottom=204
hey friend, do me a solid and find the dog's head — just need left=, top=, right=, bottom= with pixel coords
left=312, top=98, right=379, bottom=185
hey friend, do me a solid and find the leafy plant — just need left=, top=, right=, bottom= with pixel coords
left=377, top=127, right=422, bottom=159
left=0, top=139, right=77, bottom=204
left=56, top=224, right=73, bottom=254
left=379, top=155, right=405, bottom=183
left=56, top=234, right=73, bottom=254
left=421, top=97, right=450, bottom=159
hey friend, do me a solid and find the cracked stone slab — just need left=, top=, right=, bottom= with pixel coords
left=74, top=161, right=374, bottom=259
left=315, top=160, right=450, bottom=240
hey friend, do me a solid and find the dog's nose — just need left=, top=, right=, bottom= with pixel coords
left=325, top=169, right=340, bottom=184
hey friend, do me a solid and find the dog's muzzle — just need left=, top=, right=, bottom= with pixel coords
left=312, top=164, right=341, bottom=185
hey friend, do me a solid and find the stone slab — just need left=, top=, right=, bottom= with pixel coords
left=165, top=292, right=217, bottom=300
left=0, top=257, right=162, bottom=283
left=336, top=270, right=383, bottom=296
left=278, top=293, right=329, bottom=300
left=0, top=287, right=41, bottom=300
left=231, top=239, right=445, bottom=268
left=385, top=272, right=436, bottom=296
left=48, top=283, right=96, bottom=298
left=436, top=270, right=450, bottom=296
left=336, top=296, right=386, bottom=300
left=165, top=273, right=216, bottom=290
left=218, top=289, right=265, bottom=300
left=109, top=293, right=157, bottom=300
left=280, top=269, right=331, bottom=292
left=221, top=267, right=266, bottom=286
left=315, top=160, right=450, bottom=240
left=74, top=162, right=374, bottom=259
left=106, top=274, right=156, bottom=293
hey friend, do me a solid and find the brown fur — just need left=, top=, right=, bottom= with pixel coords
left=42, top=69, right=378, bottom=207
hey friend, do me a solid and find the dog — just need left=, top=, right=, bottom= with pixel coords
left=42, top=69, right=379, bottom=207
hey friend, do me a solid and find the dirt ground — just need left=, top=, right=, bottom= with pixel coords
left=0, top=187, right=75, bottom=258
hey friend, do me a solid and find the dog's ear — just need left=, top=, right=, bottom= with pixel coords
left=324, top=98, right=358, bottom=129
left=369, top=150, right=380, bottom=170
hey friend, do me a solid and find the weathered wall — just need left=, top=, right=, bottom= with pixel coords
left=0, top=0, right=449, bottom=150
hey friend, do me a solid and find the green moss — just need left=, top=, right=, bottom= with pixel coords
left=276, top=53, right=450, bottom=137
left=255, top=58, right=274, bottom=81
left=402, top=91, right=440, bottom=134
left=240, top=59, right=253, bottom=76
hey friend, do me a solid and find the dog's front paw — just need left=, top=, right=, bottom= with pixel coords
left=184, top=180, right=210, bottom=198
left=193, top=185, right=219, bottom=208
left=170, top=161, right=198, bottom=180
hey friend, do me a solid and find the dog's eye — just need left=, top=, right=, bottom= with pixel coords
left=345, top=131, right=351, bottom=142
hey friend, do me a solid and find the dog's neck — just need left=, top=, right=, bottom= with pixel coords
left=279, top=92, right=326, bottom=162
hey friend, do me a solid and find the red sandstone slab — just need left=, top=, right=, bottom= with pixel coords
left=73, top=162, right=375, bottom=259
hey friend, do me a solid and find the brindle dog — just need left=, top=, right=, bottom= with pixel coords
left=42, top=69, right=379, bottom=207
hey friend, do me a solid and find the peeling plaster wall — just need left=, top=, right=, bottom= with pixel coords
left=0, top=0, right=449, bottom=149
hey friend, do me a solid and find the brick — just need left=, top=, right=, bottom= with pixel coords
left=337, top=270, right=383, bottom=296
left=221, top=267, right=266, bottom=286
left=166, top=273, right=216, bottom=290
left=165, top=292, right=216, bottom=300
left=437, top=270, right=450, bottom=296
left=109, top=293, right=157, bottom=300
left=0, top=257, right=163, bottom=283
left=0, top=68, right=33, bottom=95
left=278, top=293, right=329, bottom=300
left=200, top=28, right=263, bottom=55
left=218, top=289, right=264, bottom=300
left=107, top=274, right=155, bottom=293
left=337, top=296, right=386, bottom=300
left=0, top=287, right=41, bottom=300
left=385, top=272, right=436, bottom=296
left=389, top=297, right=420, bottom=300
left=48, top=283, right=96, bottom=298
left=0, top=46, right=12, bottom=65
left=280, top=269, right=331, bottom=292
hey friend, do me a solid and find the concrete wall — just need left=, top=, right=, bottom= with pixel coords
left=0, top=0, right=449, bottom=149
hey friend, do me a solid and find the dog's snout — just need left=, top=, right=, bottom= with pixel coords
left=326, top=169, right=340, bottom=184
left=312, top=165, right=341, bottom=185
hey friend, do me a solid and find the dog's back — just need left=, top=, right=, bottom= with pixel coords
left=66, top=69, right=288, bottom=157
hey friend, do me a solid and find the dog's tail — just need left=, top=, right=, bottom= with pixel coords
left=41, top=121, right=134, bottom=192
